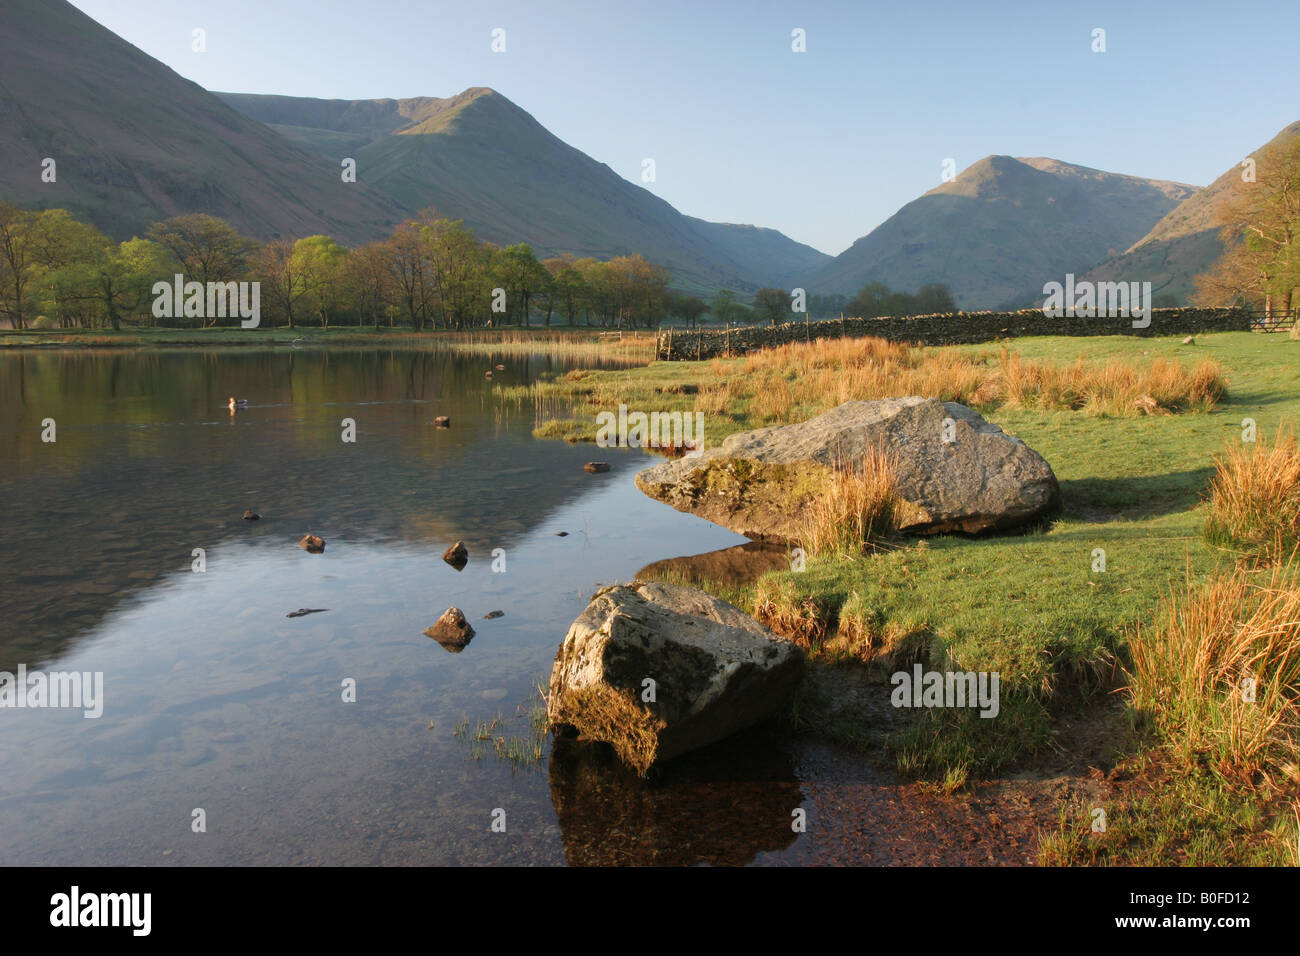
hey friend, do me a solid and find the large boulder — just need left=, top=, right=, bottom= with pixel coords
left=635, top=397, right=1059, bottom=538
left=547, top=581, right=804, bottom=774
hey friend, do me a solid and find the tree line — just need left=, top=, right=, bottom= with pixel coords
left=0, top=200, right=968, bottom=333
left=0, top=205, right=714, bottom=331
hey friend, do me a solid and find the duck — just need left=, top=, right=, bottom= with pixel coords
left=228, top=396, right=248, bottom=411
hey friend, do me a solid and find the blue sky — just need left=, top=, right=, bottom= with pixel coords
left=70, top=0, right=1300, bottom=256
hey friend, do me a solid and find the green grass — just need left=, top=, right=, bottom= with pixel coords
left=1038, top=754, right=1300, bottom=866
left=550, top=332, right=1300, bottom=809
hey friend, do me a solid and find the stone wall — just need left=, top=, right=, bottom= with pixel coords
left=655, top=308, right=1253, bottom=361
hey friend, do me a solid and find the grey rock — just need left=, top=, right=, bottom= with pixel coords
left=635, top=397, right=1058, bottom=538
left=547, top=581, right=804, bottom=774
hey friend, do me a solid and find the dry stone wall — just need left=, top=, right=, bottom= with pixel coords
left=656, top=308, right=1252, bottom=360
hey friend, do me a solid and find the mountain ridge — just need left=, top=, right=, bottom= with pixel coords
left=812, top=155, right=1198, bottom=308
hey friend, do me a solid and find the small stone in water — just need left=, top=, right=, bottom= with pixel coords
left=483, top=610, right=504, bottom=619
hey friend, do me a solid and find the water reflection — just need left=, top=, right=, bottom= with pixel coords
left=549, top=730, right=804, bottom=866
left=0, top=347, right=768, bottom=864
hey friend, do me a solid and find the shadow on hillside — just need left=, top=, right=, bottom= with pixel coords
left=1059, top=467, right=1215, bottom=522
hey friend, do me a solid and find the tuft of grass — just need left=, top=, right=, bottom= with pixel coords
left=547, top=684, right=666, bottom=776
left=799, top=448, right=901, bottom=557
left=1204, top=426, right=1300, bottom=562
left=890, top=692, right=1053, bottom=787
left=1038, top=755, right=1300, bottom=866
left=752, top=575, right=835, bottom=651
left=1126, top=560, right=1300, bottom=792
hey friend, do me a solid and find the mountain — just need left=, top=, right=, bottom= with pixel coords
left=0, top=0, right=405, bottom=244
left=216, top=88, right=830, bottom=293
left=1081, top=121, right=1300, bottom=303
left=811, top=156, right=1196, bottom=308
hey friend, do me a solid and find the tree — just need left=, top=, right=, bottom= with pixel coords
left=491, top=243, right=550, bottom=326
left=0, top=201, right=37, bottom=329
left=94, top=238, right=175, bottom=330
left=845, top=280, right=956, bottom=318
left=145, top=214, right=255, bottom=326
left=710, top=289, right=737, bottom=325
left=253, top=238, right=309, bottom=329
left=384, top=221, right=434, bottom=331
left=667, top=292, right=708, bottom=327
left=423, top=218, right=490, bottom=329
left=752, top=287, right=790, bottom=326
left=543, top=255, right=589, bottom=326
left=1196, top=137, right=1300, bottom=330
left=293, top=235, right=348, bottom=329
left=345, top=242, right=394, bottom=327
left=29, top=210, right=112, bottom=327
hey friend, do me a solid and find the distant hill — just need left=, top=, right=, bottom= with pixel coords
left=811, top=156, right=1196, bottom=308
left=1081, top=121, right=1300, bottom=304
left=0, top=0, right=405, bottom=244
left=216, top=88, right=830, bottom=293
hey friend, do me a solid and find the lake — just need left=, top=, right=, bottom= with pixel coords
left=0, top=346, right=853, bottom=865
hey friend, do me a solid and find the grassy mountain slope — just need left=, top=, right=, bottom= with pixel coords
left=1082, top=121, right=1300, bottom=303
left=217, top=88, right=830, bottom=293
left=812, top=156, right=1195, bottom=308
left=0, top=0, right=404, bottom=244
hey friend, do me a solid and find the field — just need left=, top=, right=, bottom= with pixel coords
left=523, top=330, right=1300, bottom=864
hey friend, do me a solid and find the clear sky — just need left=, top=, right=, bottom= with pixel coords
left=69, top=0, right=1300, bottom=256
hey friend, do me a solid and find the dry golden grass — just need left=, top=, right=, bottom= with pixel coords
left=800, top=449, right=901, bottom=557
left=440, top=329, right=657, bottom=362
left=706, top=336, right=1225, bottom=425
left=548, top=684, right=666, bottom=776
left=1127, top=561, right=1300, bottom=792
left=753, top=576, right=832, bottom=651
left=1205, top=426, right=1300, bottom=563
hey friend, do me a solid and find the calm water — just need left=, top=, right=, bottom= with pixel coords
left=0, top=347, right=829, bottom=865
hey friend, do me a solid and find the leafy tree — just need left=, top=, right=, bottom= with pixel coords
left=491, top=243, right=550, bottom=326
left=293, top=235, right=349, bottom=329
left=253, top=238, right=310, bottom=329
left=384, top=221, right=434, bottom=331
left=1196, top=137, right=1300, bottom=332
left=543, top=255, right=589, bottom=325
left=710, top=288, right=737, bottom=325
left=752, top=287, right=790, bottom=325
left=0, top=201, right=38, bottom=329
left=345, top=241, right=395, bottom=327
left=145, top=214, right=256, bottom=326
left=94, top=238, right=176, bottom=330
left=667, top=292, right=708, bottom=327
left=29, top=211, right=113, bottom=327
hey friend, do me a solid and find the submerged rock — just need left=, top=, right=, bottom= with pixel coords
left=483, top=610, right=505, bottom=619
left=635, top=397, right=1059, bottom=538
left=547, top=581, right=804, bottom=775
left=242, top=510, right=260, bottom=520
left=286, top=608, right=329, bottom=618
left=297, top=534, right=326, bottom=553
left=584, top=462, right=611, bottom=474
left=424, top=607, right=475, bottom=652
left=442, top=540, right=468, bottom=570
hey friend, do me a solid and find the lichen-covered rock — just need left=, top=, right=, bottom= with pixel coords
left=547, top=581, right=804, bottom=774
left=635, top=397, right=1059, bottom=538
